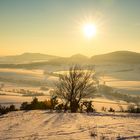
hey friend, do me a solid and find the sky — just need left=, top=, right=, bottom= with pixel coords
left=0, top=0, right=140, bottom=56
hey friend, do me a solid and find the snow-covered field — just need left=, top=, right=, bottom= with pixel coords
left=0, top=111, right=140, bottom=140
left=0, top=66, right=139, bottom=111
left=0, top=66, right=140, bottom=140
left=0, top=65, right=140, bottom=96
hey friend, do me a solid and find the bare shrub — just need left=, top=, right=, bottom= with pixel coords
left=54, top=65, right=97, bottom=112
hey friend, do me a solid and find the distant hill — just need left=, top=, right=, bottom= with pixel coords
left=47, top=54, right=89, bottom=65
left=0, top=51, right=140, bottom=68
left=0, top=53, right=59, bottom=64
left=90, top=51, right=140, bottom=64
left=69, top=54, right=88, bottom=61
left=68, top=54, right=89, bottom=64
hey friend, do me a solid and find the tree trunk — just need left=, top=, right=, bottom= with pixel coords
left=70, top=100, right=79, bottom=113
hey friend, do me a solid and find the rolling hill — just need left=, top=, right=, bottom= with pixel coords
left=0, top=53, right=59, bottom=64
left=0, top=51, right=140, bottom=68
left=90, top=51, right=140, bottom=64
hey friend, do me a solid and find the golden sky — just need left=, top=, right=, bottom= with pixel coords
left=0, top=0, right=140, bottom=56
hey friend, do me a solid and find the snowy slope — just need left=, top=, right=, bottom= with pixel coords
left=0, top=111, right=140, bottom=140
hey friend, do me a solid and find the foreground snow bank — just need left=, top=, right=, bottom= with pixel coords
left=0, top=111, right=140, bottom=140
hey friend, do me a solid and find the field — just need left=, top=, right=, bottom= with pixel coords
left=0, top=111, right=140, bottom=140
left=0, top=64, right=139, bottom=111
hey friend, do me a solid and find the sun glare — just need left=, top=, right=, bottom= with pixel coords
left=83, top=24, right=97, bottom=39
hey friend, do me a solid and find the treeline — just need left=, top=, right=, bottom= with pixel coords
left=0, top=97, right=96, bottom=115
left=0, top=61, right=60, bottom=69
left=127, top=104, right=140, bottom=113
left=99, top=85, right=140, bottom=104
left=20, top=97, right=95, bottom=113
left=20, top=97, right=58, bottom=110
left=3, top=89, right=44, bottom=96
left=0, top=77, right=46, bottom=86
left=0, top=104, right=17, bottom=115
left=1, top=97, right=140, bottom=116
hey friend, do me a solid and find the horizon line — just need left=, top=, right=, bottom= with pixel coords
left=0, top=50, right=139, bottom=58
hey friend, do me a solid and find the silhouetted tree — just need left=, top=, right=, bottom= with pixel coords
left=20, top=102, right=30, bottom=110
left=80, top=101, right=95, bottom=113
left=20, top=97, right=58, bottom=111
left=108, top=107, right=115, bottom=112
left=0, top=104, right=17, bottom=115
left=54, top=65, right=97, bottom=112
left=9, top=104, right=16, bottom=111
left=50, top=95, right=58, bottom=110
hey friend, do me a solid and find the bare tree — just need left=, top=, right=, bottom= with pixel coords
left=54, top=65, right=97, bottom=112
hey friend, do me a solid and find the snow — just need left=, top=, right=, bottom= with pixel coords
left=0, top=111, right=140, bottom=140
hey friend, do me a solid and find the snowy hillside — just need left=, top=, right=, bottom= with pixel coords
left=0, top=111, right=140, bottom=140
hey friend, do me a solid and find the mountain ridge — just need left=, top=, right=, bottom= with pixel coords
left=0, top=51, right=140, bottom=65
left=0, top=53, right=59, bottom=64
left=90, top=51, right=140, bottom=64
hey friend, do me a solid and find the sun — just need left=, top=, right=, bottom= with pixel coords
left=83, top=24, right=97, bottom=39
